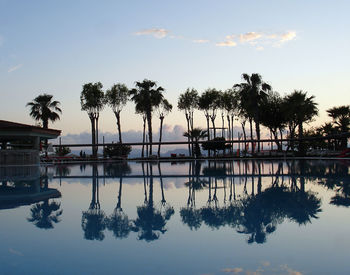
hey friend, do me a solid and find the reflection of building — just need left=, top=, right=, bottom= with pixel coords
left=0, top=120, right=60, bottom=165
left=0, top=165, right=61, bottom=210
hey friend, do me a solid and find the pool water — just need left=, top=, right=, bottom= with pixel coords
left=0, top=160, right=349, bottom=275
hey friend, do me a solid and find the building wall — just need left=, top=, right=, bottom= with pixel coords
left=0, top=150, right=39, bottom=166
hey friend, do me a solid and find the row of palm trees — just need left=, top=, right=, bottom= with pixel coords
left=26, top=74, right=350, bottom=158
left=80, top=80, right=173, bottom=158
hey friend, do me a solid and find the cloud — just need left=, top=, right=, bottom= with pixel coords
left=134, top=28, right=169, bottom=39
left=216, top=30, right=297, bottom=49
left=9, top=248, right=23, bottom=256
left=193, top=39, right=210, bottom=44
left=216, top=40, right=237, bottom=47
left=280, top=265, right=303, bottom=275
left=240, top=32, right=262, bottom=43
left=222, top=267, right=243, bottom=274
left=8, top=64, right=23, bottom=73
left=280, top=31, right=297, bottom=42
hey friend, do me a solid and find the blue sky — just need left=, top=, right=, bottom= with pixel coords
left=1, top=0, right=349, bottom=137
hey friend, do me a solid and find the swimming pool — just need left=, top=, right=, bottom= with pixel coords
left=0, top=160, right=349, bottom=274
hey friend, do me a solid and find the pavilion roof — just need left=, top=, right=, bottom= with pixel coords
left=0, top=120, right=61, bottom=140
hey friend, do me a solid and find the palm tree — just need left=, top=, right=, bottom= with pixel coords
left=80, top=82, right=105, bottom=158
left=326, top=105, right=350, bottom=149
left=26, top=94, right=62, bottom=155
left=105, top=83, right=129, bottom=143
left=284, top=90, right=318, bottom=154
left=178, top=88, right=199, bottom=156
left=183, top=128, right=208, bottom=158
left=157, top=99, right=173, bottom=157
left=130, top=79, right=164, bottom=156
left=27, top=94, right=62, bottom=128
left=260, top=91, right=286, bottom=151
left=234, top=73, right=271, bottom=153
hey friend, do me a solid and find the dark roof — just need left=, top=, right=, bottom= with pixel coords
left=0, top=120, right=61, bottom=137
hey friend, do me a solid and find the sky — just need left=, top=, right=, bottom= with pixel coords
left=0, top=0, right=349, bottom=141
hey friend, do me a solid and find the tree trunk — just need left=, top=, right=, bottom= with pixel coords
left=90, top=116, right=96, bottom=158
left=186, top=113, right=191, bottom=157
left=141, top=115, right=146, bottom=158
left=249, top=118, right=254, bottom=154
left=95, top=115, right=99, bottom=158
left=242, top=122, right=247, bottom=153
left=255, top=121, right=261, bottom=152
left=221, top=113, right=225, bottom=138
left=114, top=111, right=122, bottom=143
left=147, top=110, right=153, bottom=156
left=158, top=116, right=164, bottom=157
left=206, top=115, right=210, bottom=157
left=211, top=117, right=216, bottom=138
left=298, top=122, right=305, bottom=155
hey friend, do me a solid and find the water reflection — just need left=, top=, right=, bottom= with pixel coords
left=81, top=165, right=106, bottom=241
left=1, top=160, right=349, bottom=245
left=131, top=163, right=174, bottom=242
left=0, top=166, right=62, bottom=230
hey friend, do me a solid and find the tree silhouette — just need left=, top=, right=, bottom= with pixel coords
left=105, top=83, right=130, bottom=143
left=234, top=73, right=271, bottom=152
left=130, top=79, right=164, bottom=156
left=81, top=165, right=107, bottom=241
left=26, top=93, right=62, bottom=129
left=178, top=88, right=199, bottom=156
left=27, top=199, right=62, bottom=229
left=80, top=82, right=105, bottom=158
left=132, top=164, right=174, bottom=241
left=157, top=99, right=173, bottom=157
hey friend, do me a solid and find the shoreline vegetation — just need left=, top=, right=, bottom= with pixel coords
left=22, top=73, right=349, bottom=161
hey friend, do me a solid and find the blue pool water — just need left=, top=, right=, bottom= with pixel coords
left=0, top=160, right=349, bottom=275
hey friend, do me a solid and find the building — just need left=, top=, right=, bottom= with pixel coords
left=0, top=120, right=61, bottom=166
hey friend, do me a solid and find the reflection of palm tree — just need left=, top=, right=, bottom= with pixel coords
left=27, top=199, right=62, bottom=229
left=107, top=177, right=132, bottom=239
left=81, top=165, right=107, bottom=241
left=132, top=164, right=174, bottom=241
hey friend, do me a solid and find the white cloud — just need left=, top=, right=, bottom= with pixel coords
left=193, top=39, right=210, bottom=44
left=216, top=40, right=237, bottom=47
left=8, top=64, right=23, bottom=73
left=134, top=28, right=169, bottom=39
left=222, top=267, right=243, bottom=274
left=240, top=32, right=262, bottom=43
left=280, top=31, right=297, bottom=43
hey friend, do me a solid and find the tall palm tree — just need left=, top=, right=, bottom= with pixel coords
left=183, top=128, right=208, bottom=158
left=234, top=73, right=271, bottom=153
left=284, top=90, right=318, bottom=154
left=260, top=91, right=286, bottom=151
left=130, top=79, right=164, bottom=156
left=178, top=88, right=199, bottom=156
left=105, top=83, right=129, bottom=143
left=157, top=99, right=173, bottom=157
left=80, top=82, right=105, bottom=158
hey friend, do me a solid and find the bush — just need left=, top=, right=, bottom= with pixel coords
left=55, top=146, right=71, bottom=156
left=104, top=143, right=132, bottom=158
left=202, top=137, right=230, bottom=154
